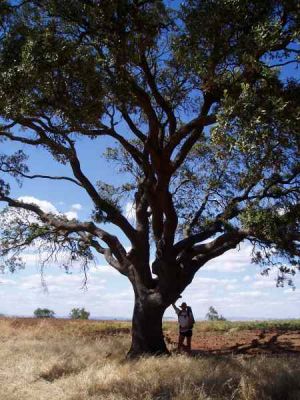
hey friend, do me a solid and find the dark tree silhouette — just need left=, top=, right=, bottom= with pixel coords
left=0, top=0, right=299, bottom=356
left=206, top=306, right=226, bottom=321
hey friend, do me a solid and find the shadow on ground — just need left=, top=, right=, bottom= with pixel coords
left=166, top=329, right=300, bottom=356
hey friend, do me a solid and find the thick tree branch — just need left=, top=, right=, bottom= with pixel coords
left=1, top=127, right=139, bottom=245
left=166, top=114, right=216, bottom=156
left=127, top=76, right=161, bottom=143
left=140, top=52, right=177, bottom=136
left=192, top=230, right=248, bottom=260
left=66, top=143, right=138, bottom=245
left=161, top=189, right=178, bottom=249
left=71, top=123, right=146, bottom=168
left=78, top=232, right=128, bottom=276
left=0, top=195, right=129, bottom=272
left=184, top=192, right=211, bottom=237
left=175, top=230, right=249, bottom=293
left=135, top=180, right=150, bottom=238
left=174, top=221, right=223, bottom=255
left=118, top=108, right=147, bottom=142
left=106, top=63, right=161, bottom=145
left=0, top=131, right=42, bottom=145
left=0, top=164, right=82, bottom=187
left=170, top=96, right=215, bottom=170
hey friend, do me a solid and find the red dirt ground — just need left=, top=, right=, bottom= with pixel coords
left=166, top=329, right=300, bottom=355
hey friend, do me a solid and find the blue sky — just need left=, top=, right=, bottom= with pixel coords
left=1, top=133, right=300, bottom=320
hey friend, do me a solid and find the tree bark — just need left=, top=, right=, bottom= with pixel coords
left=127, top=293, right=169, bottom=358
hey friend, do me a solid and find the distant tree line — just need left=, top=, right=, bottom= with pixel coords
left=33, top=307, right=90, bottom=319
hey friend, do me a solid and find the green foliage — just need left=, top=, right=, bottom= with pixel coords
left=206, top=306, right=226, bottom=321
left=34, top=308, right=55, bottom=318
left=176, top=0, right=299, bottom=92
left=0, top=0, right=299, bottom=292
left=0, top=0, right=167, bottom=128
left=0, top=206, right=94, bottom=273
left=69, top=307, right=90, bottom=320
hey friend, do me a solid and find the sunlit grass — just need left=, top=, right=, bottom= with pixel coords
left=1, top=317, right=300, bottom=400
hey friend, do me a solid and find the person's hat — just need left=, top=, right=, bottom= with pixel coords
left=180, top=302, right=187, bottom=308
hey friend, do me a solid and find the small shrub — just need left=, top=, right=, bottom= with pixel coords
left=33, top=308, right=55, bottom=318
left=70, top=307, right=90, bottom=320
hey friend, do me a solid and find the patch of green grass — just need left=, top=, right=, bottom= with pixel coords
left=163, top=319, right=300, bottom=334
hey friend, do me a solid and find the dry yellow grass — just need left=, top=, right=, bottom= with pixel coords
left=1, top=317, right=300, bottom=400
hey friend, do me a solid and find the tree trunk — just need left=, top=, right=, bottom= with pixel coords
left=127, top=293, right=169, bottom=358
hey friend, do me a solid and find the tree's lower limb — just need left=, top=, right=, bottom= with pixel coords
left=178, top=333, right=185, bottom=352
left=127, top=294, right=169, bottom=358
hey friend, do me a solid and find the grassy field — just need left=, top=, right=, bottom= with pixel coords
left=1, top=318, right=300, bottom=400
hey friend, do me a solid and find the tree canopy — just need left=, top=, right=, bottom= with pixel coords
left=0, top=0, right=299, bottom=355
left=34, top=308, right=55, bottom=318
left=206, top=306, right=226, bottom=321
left=70, top=307, right=90, bottom=320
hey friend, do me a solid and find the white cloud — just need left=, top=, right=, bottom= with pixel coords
left=233, top=290, right=264, bottom=297
left=0, top=278, right=16, bottom=285
left=18, top=196, right=58, bottom=214
left=89, top=265, right=119, bottom=276
left=203, top=243, right=253, bottom=273
left=64, top=210, right=78, bottom=220
left=192, top=277, right=237, bottom=286
left=124, top=201, right=136, bottom=223
left=71, top=204, right=82, bottom=211
left=1, top=224, right=300, bottom=320
left=18, top=246, right=100, bottom=277
left=225, top=284, right=237, bottom=290
left=17, top=196, right=79, bottom=220
left=252, top=280, right=277, bottom=289
left=2, top=264, right=300, bottom=319
left=182, top=277, right=238, bottom=308
left=0, top=264, right=132, bottom=317
left=278, top=207, right=286, bottom=216
left=19, top=273, right=106, bottom=292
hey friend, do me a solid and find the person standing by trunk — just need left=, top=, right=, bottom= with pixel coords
left=172, top=302, right=195, bottom=353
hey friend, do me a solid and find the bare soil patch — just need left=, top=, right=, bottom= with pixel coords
left=166, top=328, right=300, bottom=355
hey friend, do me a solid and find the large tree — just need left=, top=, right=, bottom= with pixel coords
left=0, top=0, right=299, bottom=357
